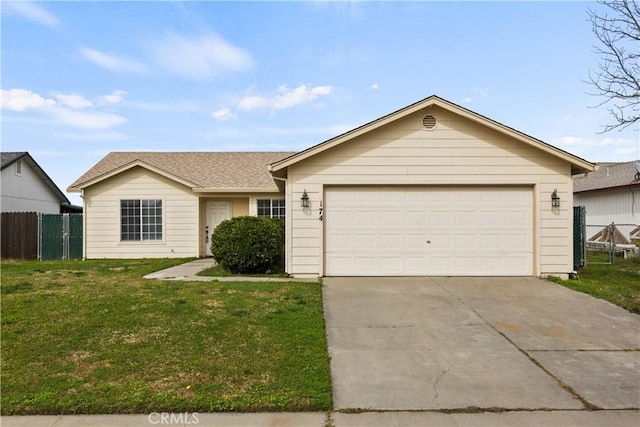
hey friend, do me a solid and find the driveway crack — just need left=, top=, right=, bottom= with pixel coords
left=432, top=367, right=450, bottom=402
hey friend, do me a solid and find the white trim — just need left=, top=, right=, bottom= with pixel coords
left=269, top=96, right=596, bottom=175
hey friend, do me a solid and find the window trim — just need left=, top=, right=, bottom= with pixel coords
left=119, top=198, right=165, bottom=243
left=256, top=198, right=286, bottom=219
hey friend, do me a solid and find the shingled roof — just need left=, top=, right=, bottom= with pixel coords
left=68, top=152, right=295, bottom=192
left=573, top=160, right=640, bottom=193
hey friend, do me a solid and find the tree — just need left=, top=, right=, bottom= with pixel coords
left=587, top=0, right=640, bottom=132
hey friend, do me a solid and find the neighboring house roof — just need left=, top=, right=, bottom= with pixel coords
left=269, top=95, right=596, bottom=175
left=573, top=160, right=640, bottom=194
left=1, top=151, right=71, bottom=205
left=67, top=152, right=296, bottom=193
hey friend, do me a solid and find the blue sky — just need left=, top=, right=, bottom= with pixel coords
left=2, top=1, right=639, bottom=206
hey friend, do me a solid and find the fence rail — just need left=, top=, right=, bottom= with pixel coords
left=1, top=212, right=82, bottom=260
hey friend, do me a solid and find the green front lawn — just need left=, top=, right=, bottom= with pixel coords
left=0, top=259, right=332, bottom=415
left=552, top=257, right=640, bottom=314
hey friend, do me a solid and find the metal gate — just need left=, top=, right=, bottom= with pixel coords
left=39, top=213, right=83, bottom=260
left=573, top=206, right=586, bottom=270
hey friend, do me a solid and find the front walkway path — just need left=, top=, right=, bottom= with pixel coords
left=143, top=258, right=317, bottom=282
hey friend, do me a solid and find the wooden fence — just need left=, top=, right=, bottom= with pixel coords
left=1, top=212, right=39, bottom=259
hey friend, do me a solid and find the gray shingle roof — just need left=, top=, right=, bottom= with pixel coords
left=573, top=160, right=640, bottom=193
left=68, top=152, right=296, bottom=191
left=1, top=152, right=28, bottom=170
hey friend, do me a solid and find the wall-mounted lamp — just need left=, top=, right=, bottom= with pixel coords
left=551, top=189, right=560, bottom=208
left=301, top=189, right=310, bottom=208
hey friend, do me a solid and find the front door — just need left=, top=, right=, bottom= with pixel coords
left=205, top=201, right=231, bottom=256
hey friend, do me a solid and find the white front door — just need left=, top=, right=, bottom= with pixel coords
left=205, top=201, right=231, bottom=256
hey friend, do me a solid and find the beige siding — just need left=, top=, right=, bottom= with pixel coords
left=286, top=106, right=574, bottom=277
left=83, top=166, right=199, bottom=258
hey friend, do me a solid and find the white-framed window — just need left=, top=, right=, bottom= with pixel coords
left=257, top=199, right=285, bottom=219
left=15, top=160, right=22, bottom=176
left=120, top=199, right=163, bottom=241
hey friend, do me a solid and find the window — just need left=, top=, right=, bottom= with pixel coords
left=257, top=199, right=285, bottom=219
left=120, top=199, right=163, bottom=241
left=15, top=160, right=22, bottom=176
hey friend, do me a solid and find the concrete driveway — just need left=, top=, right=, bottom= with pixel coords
left=323, top=277, right=640, bottom=411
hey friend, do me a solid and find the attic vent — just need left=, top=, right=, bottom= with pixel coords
left=422, top=115, right=437, bottom=130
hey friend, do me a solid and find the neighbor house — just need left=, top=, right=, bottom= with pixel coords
left=1, top=152, right=80, bottom=214
left=68, top=95, right=596, bottom=278
left=573, top=160, right=640, bottom=240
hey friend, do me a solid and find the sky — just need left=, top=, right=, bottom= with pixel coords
left=2, top=1, right=639, bottom=206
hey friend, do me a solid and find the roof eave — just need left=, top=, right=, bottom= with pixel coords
left=269, top=95, right=597, bottom=175
left=192, top=188, right=282, bottom=193
left=20, top=153, right=71, bottom=204
left=67, top=160, right=198, bottom=191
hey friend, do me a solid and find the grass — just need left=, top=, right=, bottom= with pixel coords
left=549, top=256, right=640, bottom=314
left=0, top=259, right=332, bottom=415
left=196, top=264, right=288, bottom=278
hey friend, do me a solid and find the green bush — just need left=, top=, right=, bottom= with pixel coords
left=211, top=216, right=284, bottom=274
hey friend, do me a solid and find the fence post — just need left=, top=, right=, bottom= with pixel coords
left=610, top=222, right=616, bottom=264
left=38, top=213, right=42, bottom=261
left=62, top=213, right=69, bottom=260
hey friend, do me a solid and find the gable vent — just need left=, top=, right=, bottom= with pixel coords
left=422, top=115, right=437, bottom=130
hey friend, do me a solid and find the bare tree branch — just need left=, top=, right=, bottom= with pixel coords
left=586, top=0, right=640, bottom=132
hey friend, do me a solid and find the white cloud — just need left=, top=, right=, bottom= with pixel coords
left=558, top=136, right=589, bottom=147
left=238, top=84, right=334, bottom=112
left=3, top=1, right=60, bottom=29
left=56, top=93, right=93, bottom=109
left=1, top=88, right=56, bottom=111
left=145, top=32, right=253, bottom=80
left=56, top=131, right=129, bottom=141
left=81, top=48, right=147, bottom=73
left=212, top=107, right=237, bottom=121
left=371, top=83, right=379, bottom=90
left=470, top=86, right=489, bottom=97
left=461, top=97, right=472, bottom=104
left=98, top=90, right=127, bottom=104
left=602, top=137, right=635, bottom=147
left=49, top=108, right=127, bottom=130
left=614, top=146, right=639, bottom=156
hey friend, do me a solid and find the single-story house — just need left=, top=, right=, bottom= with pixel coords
left=68, top=95, right=595, bottom=278
left=2, top=152, right=81, bottom=214
left=573, top=160, right=640, bottom=239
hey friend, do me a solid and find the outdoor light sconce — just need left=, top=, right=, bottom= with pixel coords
left=551, top=189, right=560, bottom=208
left=301, top=189, right=310, bottom=208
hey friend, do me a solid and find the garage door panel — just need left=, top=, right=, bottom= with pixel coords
left=380, top=233, right=403, bottom=249
left=506, top=211, right=531, bottom=227
left=405, top=210, right=427, bottom=226
left=325, top=186, right=533, bottom=276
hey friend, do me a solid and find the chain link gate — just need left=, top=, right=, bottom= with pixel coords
left=39, top=213, right=83, bottom=260
left=573, top=206, right=586, bottom=270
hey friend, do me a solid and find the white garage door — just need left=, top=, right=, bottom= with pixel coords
left=325, top=186, right=533, bottom=276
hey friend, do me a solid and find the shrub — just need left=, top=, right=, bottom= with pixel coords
left=211, top=216, right=284, bottom=274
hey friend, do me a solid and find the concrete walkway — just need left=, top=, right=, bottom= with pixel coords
left=3, top=410, right=640, bottom=426
left=143, top=258, right=317, bottom=282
